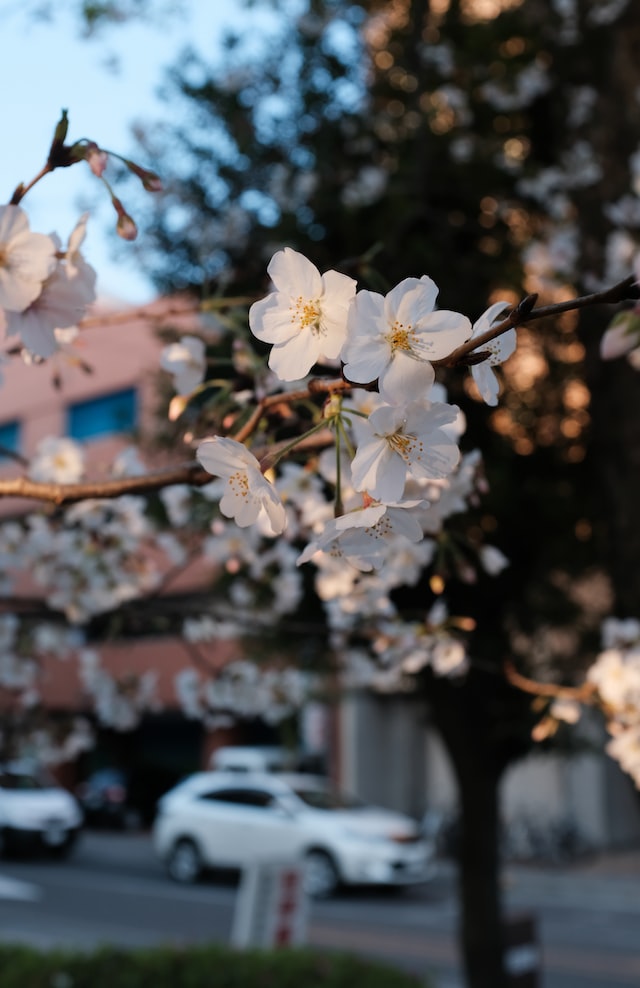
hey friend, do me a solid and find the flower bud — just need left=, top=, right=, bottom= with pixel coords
left=323, top=394, right=342, bottom=419
left=52, top=109, right=70, bottom=145
left=117, top=213, right=138, bottom=241
left=85, top=142, right=108, bottom=178
left=124, top=159, right=163, bottom=192
left=168, top=395, right=188, bottom=421
left=47, top=109, right=76, bottom=169
left=112, top=195, right=138, bottom=241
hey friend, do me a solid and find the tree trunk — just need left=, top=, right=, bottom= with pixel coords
left=456, top=754, right=506, bottom=988
left=426, top=672, right=521, bottom=988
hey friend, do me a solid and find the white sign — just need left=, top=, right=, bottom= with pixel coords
left=231, top=859, right=308, bottom=949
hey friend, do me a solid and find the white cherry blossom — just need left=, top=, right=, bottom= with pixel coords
left=478, top=544, right=509, bottom=575
left=4, top=219, right=96, bottom=359
left=297, top=503, right=424, bottom=572
left=160, top=335, right=207, bottom=395
left=28, top=436, right=85, bottom=484
left=350, top=400, right=461, bottom=503
left=197, top=436, right=286, bottom=534
left=606, top=727, right=640, bottom=787
left=0, top=205, right=56, bottom=312
left=112, top=446, right=147, bottom=477
left=342, top=276, right=471, bottom=403
left=469, top=301, right=515, bottom=406
left=249, top=247, right=356, bottom=381
left=587, top=646, right=640, bottom=712
left=160, top=484, right=193, bottom=526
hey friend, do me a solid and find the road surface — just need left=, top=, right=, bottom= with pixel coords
left=0, top=831, right=638, bottom=988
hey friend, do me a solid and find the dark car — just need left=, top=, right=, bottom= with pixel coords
left=76, top=769, right=141, bottom=829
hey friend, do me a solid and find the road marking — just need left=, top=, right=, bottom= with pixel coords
left=0, top=874, right=41, bottom=902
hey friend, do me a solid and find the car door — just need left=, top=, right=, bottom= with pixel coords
left=191, top=786, right=302, bottom=867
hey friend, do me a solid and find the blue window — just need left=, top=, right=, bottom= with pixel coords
left=67, top=388, right=137, bottom=441
left=0, top=420, right=20, bottom=460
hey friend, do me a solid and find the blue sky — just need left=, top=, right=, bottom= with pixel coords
left=0, top=4, right=254, bottom=302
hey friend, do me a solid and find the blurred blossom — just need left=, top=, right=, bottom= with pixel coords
left=29, top=436, right=85, bottom=484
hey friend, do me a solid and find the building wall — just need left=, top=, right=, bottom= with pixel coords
left=339, top=690, right=427, bottom=818
left=0, top=296, right=202, bottom=513
left=340, top=690, right=640, bottom=849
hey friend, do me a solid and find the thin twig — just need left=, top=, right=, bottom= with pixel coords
left=504, top=659, right=597, bottom=703
left=438, top=276, right=637, bottom=367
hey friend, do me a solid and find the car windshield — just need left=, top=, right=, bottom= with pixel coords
left=292, top=786, right=365, bottom=810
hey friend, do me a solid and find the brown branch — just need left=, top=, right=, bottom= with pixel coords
left=0, top=461, right=212, bottom=505
left=504, top=659, right=597, bottom=703
left=0, top=424, right=335, bottom=505
left=231, top=378, right=350, bottom=443
left=438, top=275, right=638, bottom=367
left=1, top=277, right=633, bottom=506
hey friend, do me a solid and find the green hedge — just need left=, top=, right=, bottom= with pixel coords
left=0, top=944, right=426, bottom=988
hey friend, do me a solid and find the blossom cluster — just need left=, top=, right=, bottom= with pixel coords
left=0, top=492, right=185, bottom=625
left=157, top=249, right=514, bottom=705
left=0, top=207, right=96, bottom=362
left=586, top=619, right=640, bottom=786
left=175, top=659, right=309, bottom=728
left=193, top=248, right=512, bottom=554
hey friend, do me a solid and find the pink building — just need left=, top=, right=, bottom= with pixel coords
left=0, top=299, right=248, bottom=811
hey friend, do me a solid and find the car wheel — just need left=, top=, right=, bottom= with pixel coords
left=167, top=838, right=202, bottom=884
left=304, top=849, right=340, bottom=899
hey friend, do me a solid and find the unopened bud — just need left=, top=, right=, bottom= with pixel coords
left=323, top=394, right=342, bottom=419
left=117, top=214, right=138, bottom=241
left=124, top=159, right=163, bottom=192
left=47, top=109, right=76, bottom=169
left=85, top=142, right=108, bottom=178
left=112, top=196, right=138, bottom=241
left=52, top=109, right=70, bottom=145
left=168, top=395, right=188, bottom=421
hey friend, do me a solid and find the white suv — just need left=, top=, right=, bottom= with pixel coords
left=153, top=771, right=435, bottom=898
left=0, top=762, right=83, bottom=857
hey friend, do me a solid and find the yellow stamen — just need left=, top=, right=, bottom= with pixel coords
left=387, top=431, right=424, bottom=465
left=364, top=515, right=394, bottom=539
left=228, top=470, right=251, bottom=500
left=291, top=295, right=324, bottom=336
left=387, top=320, right=413, bottom=352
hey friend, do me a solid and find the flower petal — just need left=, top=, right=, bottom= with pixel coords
left=379, top=352, right=435, bottom=403
left=267, top=247, right=322, bottom=297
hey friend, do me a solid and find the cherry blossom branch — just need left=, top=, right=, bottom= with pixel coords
left=439, top=275, right=638, bottom=367
left=9, top=164, right=53, bottom=206
left=503, top=659, right=597, bottom=703
left=0, top=462, right=211, bottom=505
left=231, top=378, right=350, bottom=443
left=0, top=428, right=335, bottom=505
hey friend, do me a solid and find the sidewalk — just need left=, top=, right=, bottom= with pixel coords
left=503, top=846, right=640, bottom=913
left=570, top=846, right=640, bottom=878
